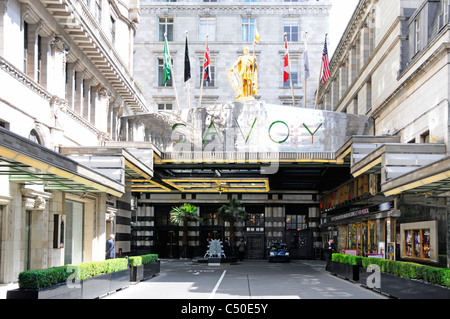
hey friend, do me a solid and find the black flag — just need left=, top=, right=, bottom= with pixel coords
left=184, top=35, right=191, bottom=82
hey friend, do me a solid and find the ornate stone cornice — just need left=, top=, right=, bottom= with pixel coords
left=141, top=3, right=331, bottom=16
left=0, top=56, right=53, bottom=102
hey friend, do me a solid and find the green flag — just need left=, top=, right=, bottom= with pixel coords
left=163, top=38, right=171, bottom=85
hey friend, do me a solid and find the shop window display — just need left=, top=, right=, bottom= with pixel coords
left=405, top=228, right=430, bottom=260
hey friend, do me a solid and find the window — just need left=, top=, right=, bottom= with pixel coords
left=158, top=57, right=173, bottom=87
left=420, top=130, right=430, bottom=143
left=283, top=59, right=298, bottom=87
left=95, top=0, right=102, bottom=24
left=23, top=22, right=28, bottom=73
left=203, top=0, right=217, bottom=2
left=157, top=103, right=173, bottom=111
left=415, top=16, right=420, bottom=53
left=246, top=213, right=264, bottom=232
left=440, top=0, right=449, bottom=29
left=283, top=18, right=299, bottom=42
left=286, top=215, right=307, bottom=231
left=29, top=129, right=42, bottom=145
left=444, top=0, right=449, bottom=25
left=241, top=18, right=255, bottom=42
left=198, top=17, right=216, bottom=41
left=199, top=57, right=215, bottom=87
left=0, top=119, right=9, bottom=129
left=110, top=16, right=116, bottom=45
left=159, top=17, right=174, bottom=41
left=405, top=229, right=431, bottom=260
left=37, top=35, right=42, bottom=84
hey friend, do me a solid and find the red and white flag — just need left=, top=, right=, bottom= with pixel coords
left=284, top=37, right=290, bottom=83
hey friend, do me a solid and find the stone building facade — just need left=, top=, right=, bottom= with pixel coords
left=316, top=0, right=450, bottom=267
left=0, top=0, right=151, bottom=283
left=134, top=0, right=331, bottom=111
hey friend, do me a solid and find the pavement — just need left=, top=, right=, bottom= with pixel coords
left=0, top=282, right=18, bottom=299
left=103, top=259, right=386, bottom=300
left=0, top=259, right=386, bottom=301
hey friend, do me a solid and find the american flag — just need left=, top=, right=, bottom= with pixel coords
left=203, top=38, right=211, bottom=83
left=321, top=37, right=330, bottom=85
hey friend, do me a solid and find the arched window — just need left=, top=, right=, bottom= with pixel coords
left=29, top=129, right=42, bottom=145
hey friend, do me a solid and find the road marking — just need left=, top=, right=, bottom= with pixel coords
left=209, top=270, right=227, bottom=299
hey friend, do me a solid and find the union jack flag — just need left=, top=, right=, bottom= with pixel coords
left=321, top=37, right=330, bottom=85
left=204, top=39, right=211, bottom=83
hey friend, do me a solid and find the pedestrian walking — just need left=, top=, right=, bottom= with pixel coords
left=324, top=238, right=334, bottom=271
left=106, top=234, right=115, bottom=259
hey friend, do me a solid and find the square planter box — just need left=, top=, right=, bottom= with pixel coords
left=109, top=269, right=130, bottom=293
left=330, top=261, right=360, bottom=282
left=130, top=261, right=160, bottom=282
left=8, top=270, right=130, bottom=299
left=6, top=283, right=82, bottom=299
left=81, top=272, right=112, bottom=299
left=359, top=267, right=450, bottom=299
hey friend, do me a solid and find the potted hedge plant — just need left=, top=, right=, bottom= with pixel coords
left=170, top=203, right=202, bottom=259
left=7, top=258, right=129, bottom=299
left=129, top=254, right=160, bottom=282
left=358, top=257, right=450, bottom=299
left=330, top=253, right=362, bottom=282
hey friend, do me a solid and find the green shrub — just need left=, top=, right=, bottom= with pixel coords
left=442, top=270, right=450, bottom=287
left=129, top=254, right=159, bottom=267
left=18, top=258, right=129, bottom=290
left=18, top=266, right=69, bottom=289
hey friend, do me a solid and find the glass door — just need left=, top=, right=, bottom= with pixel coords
left=368, top=220, right=377, bottom=254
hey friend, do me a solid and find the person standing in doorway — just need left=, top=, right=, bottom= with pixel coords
left=237, top=238, right=245, bottom=261
left=324, top=238, right=335, bottom=271
left=106, top=234, right=115, bottom=259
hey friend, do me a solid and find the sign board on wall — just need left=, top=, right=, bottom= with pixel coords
left=344, top=249, right=358, bottom=256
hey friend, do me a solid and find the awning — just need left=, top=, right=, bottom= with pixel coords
left=382, top=156, right=450, bottom=196
left=0, top=128, right=125, bottom=196
left=162, top=178, right=270, bottom=193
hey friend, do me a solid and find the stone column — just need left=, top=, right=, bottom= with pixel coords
left=95, top=86, right=111, bottom=134
left=74, top=70, right=84, bottom=115
left=66, top=62, right=76, bottom=110
left=339, top=62, right=348, bottom=99
left=82, top=76, right=93, bottom=122
left=360, top=24, right=370, bottom=66
left=349, top=45, right=357, bottom=84
left=50, top=37, right=69, bottom=98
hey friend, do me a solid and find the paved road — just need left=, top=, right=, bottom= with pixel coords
left=104, top=259, right=386, bottom=300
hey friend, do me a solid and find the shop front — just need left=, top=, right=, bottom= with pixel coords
left=326, top=202, right=399, bottom=258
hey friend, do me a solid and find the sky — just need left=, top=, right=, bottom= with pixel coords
left=328, top=0, right=360, bottom=58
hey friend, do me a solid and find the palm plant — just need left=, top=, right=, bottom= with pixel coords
left=217, top=198, right=247, bottom=250
left=170, top=203, right=202, bottom=258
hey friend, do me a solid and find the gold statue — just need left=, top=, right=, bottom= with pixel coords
left=228, top=47, right=258, bottom=101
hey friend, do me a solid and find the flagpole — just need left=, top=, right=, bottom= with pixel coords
left=164, top=33, right=180, bottom=111
left=285, top=33, right=295, bottom=107
left=198, top=34, right=208, bottom=108
left=315, top=33, right=327, bottom=109
left=185, top=31, right=191, bottom=109
left=252, top=28, right=259, bottom=97
left=304, top=31, right=307, bottom=108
